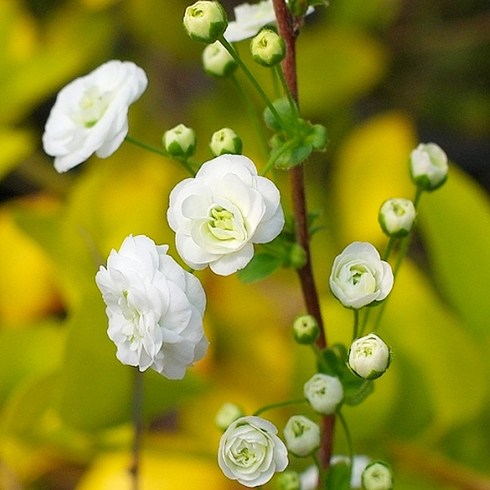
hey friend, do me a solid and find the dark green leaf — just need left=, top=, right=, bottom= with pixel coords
left=238, top=253, right=282, bottom=283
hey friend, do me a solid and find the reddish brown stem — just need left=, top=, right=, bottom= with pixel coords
left=271, top=0, right=334, bottom=479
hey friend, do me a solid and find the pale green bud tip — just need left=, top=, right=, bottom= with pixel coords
left=293, top=314, right=319, bottom=345
left=378, top=197, right=416, bottom=238
left=250, top=29, right=286, bottom=67
left=361, top=461, right=394, bottom=490
left=215, top=402, right=244, bottom=431
left=202, top=41, right=237, bottom=77
left=183, top=1, right=228, bottom=43
left=348, top=333, right=391, bottom=380
left=210, top=127, right=242, bottom=156
left=283, top=415, right=321, bottom=457
left=289, top=243, right=307, bottom=269
left=163, top=123, right=196, bottom=158
left=288, top=0, right=309, bottom=17
left=410, top=142, right=448, bottom=191
left=277, top=470, right=301, bottom=490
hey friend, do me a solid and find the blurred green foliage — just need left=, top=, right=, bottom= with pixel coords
left=0, top=0, right=489, bottom=489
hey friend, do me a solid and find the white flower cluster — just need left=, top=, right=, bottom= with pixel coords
left=43, top=60, right=147, bottom=173
left=95, top=235, right=208, bottom=379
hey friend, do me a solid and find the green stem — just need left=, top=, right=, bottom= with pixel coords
left=218, top=37, right=286, bottom=129
left=275, top=64, right=299, bottom=118
left=383, top=236, right=397, bottom=261
left=261, top=136, right=300, bottom=175
left=337, top=410, right=354, bottom=468
left=230, top=74, right=269, bottom=156
left=352, top=309, right=360, bottom=341
left=125, top=135, right=196, bottom=176
left=129, top=369, right=144, bottom=490
left=253, top=398, right=307, bottom=416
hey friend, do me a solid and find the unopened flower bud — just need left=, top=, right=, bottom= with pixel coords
left=183, top=1, right=228, bottom=43
left=277, top=470, right=301, bottom=490
left=163, top=123, right=196, bottom=158
left=283, top=415, right=320, bottom=457
left=289, top=243, right=307, bottom=269
left=202, top=41, right=237, bottom=77
left=410, top=142, right=448, bottom=191
left=304, top=373, right=343, bottom=415
left=250, top=29, right=286, bottom=67
left=378, top=197, right=416, bottom=237
left=361, top=461, right=394, bottom=490
left=348, top=333, right=391, bottom=380
left=215, top=402, right=244, bottom=431
left=210, top=127, right=242, bottom=156
left=293, top=314, right=319, bottom=345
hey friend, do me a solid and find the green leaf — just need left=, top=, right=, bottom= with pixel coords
left=418, top=165, right=490, bottom=337
left=263, top=97, right=298, bottom=131
left=325, top=461, right=351, bottom=490
left=238, top=253, right=282, bottom=283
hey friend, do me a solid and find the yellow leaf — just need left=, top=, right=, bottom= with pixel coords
left=332, top=112, right=417, bottom=246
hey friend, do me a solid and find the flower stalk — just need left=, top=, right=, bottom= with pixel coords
left=272, top=0, right=332, bottom=479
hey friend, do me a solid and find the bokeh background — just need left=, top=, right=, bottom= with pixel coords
left=0, top=0, right=489, bottom=488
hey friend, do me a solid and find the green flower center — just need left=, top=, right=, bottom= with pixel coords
left=210, top=207, right=235, bottom=232
left=75, top=86, right=111, bottom=128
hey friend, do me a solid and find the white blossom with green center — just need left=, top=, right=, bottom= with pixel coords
left=167, top=154, right=284, bottom=275
left=329, top=241, right=394, bottom=309
left=95, top=234, right=208, bottom=379
left=43, top=60, right=147, bottom=173
left=379, top=197, right=416, bottom=237
left=410, top=142, right=448, bottom=191
left=303, top=373, right=344, bottom=415
left=348, top=333, right=391, bottom=380
left=218, top=415, right=288, bottom=487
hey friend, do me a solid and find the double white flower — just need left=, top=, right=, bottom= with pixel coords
left=348, top=333, right=391, bottom=380
left=43, top=60, right=147, bottom=173
left=218, top=415, right=288, bottom=487
left=167, top=154, right=284, bottom=276
left=329, top=242, right=394, bottom=309
left=95, top=234, right=208, bottom=380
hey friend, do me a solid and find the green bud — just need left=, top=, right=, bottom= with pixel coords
left=183, top=1, right=228, bottom=43
left=361, top=461, right=394, bottom=490
left=210, top=127, right=243, bottom=156
left=250, top=29, right=286, bottom=67
left=289, top=243, right=307, bottom=269
left=277, top=470, right=301, bottom=490
left=409, top=142, right=448, bottom=191
left=293, top=314, right=319, bottom=345
left=283, top=415, right=321, bottom=457
left=378, top=197, right=416, bottom=237
left=202, top=41, right=237, bottom=77
left=214, top=402, right=244, bottom=431
left=162, top=123, right=196, bottom=158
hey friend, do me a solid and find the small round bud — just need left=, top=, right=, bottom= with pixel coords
left=250, top=29, right=286, bottom=67
left=293, top=314, right=319, bottom=345
left=210, top=127, right=242, bottom=156
left=162, top=123, right=196, bottom=158
left=378, top=197, right=416, bottom=238
left=348, top=333, right=391, bottom=380
left=283, top=415, right=320, bottom=457
left=289, top=243, right=307, bottom=269
left=409, top=142, right=448, bottom=191
left=304, top=373, right=343, bottom=415
left=277, top=470, right=301, bottom=490
left=214, top=402, right=244, bottom=431
left=361, top=461, right=394, bottom=490
left=183, top=1, right=228, bottom=43
left=202, top=41, right=237, bottom=77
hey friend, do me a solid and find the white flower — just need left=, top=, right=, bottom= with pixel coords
left=209, top=127, right=242, bottom=156
left=167, top=154, right=284, bottom=276
left=95, top=234, right=208, bottom=380
left=348, top=333, right=391, bottom=380
left=215, top=402, right=245, bottom=431
left=329, top=242, right=394, bottom=309
left=410, top=142, right=448, bottom=191
left=43, top=60, right=147, bottom=173
left=378, top=197, right=416, bottom=237
left=163, top=123, right=196, bottom=158
left=361, top=461, right=394, bottom=490
left=304, top=373, right=343, bottom=415
left=283, top=415, right=320, bottom=457
left=224, top=0, right=314, bottom=42
left=218, top=415, right=288, bottom=487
